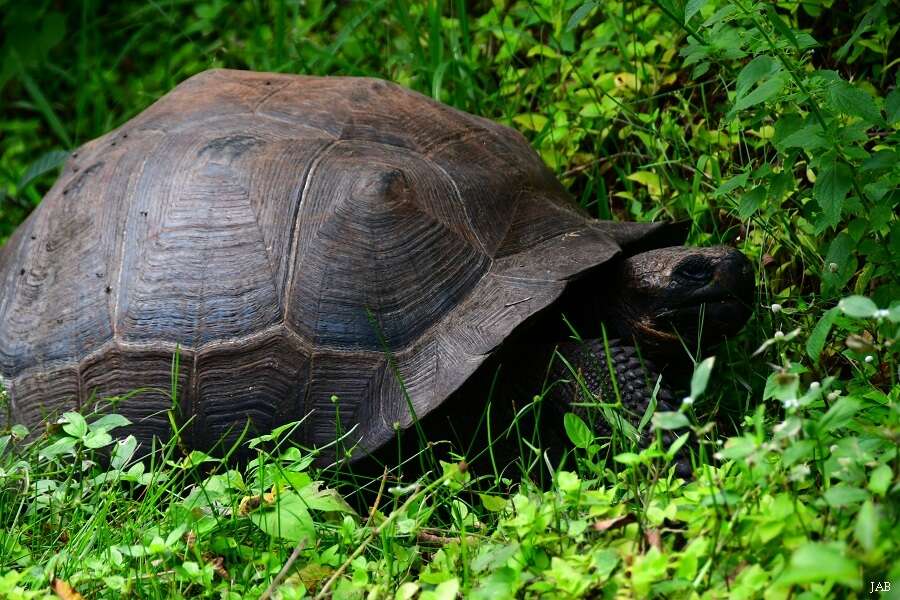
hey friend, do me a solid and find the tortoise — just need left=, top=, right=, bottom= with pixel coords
left=0, top=69, right=754, bottom=467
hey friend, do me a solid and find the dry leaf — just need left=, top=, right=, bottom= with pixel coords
left=51, top=579, right=84, bottom=600
left=592, top=514, right=635, bottom=532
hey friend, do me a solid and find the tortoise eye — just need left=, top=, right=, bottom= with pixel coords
left=675, top=258, right=712, bottom=283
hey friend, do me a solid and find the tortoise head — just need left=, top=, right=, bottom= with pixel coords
left=605, top=245, right=755, bottom=357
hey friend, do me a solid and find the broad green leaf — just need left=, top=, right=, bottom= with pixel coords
left=298, top=483, right=356, bottom=514
left=818, top=396, right=860, bottom=433
left=737, top=186, right=766, bottom=219
left=814, top=161, right=853, bottom=228
left=90, top=413, right=132, bottom=433
left=826, top=79, right=882, bottom=125
left=110, top=436, right=138, bottom=470
left=563, top=412, right=593, bottom=449
left=734, top=75, right=785, bottom=112
left=806, top=307, right=838, bottom=362
left=736, top=56, right=779, bottom=98
left=83, top=429, right=113, bottom=449
left=613, top=452, right=640, bottom=465
left=61, top=412, right=88, bottom=439
left=838, top=295, right=878, bottom=318
left=889, top=301, right=900, bottom=323
left=512, top=113, right=548, bottom=132
left=684, top=0, right=707, bottom=23
left=854, top=500, right=878, bottom=552
left=626, top=171, right=662, bottom=196
left=821, top=233, right=856, bottom=293
left=479, top=494, right=508, bottom=512
left=690, top=356, right=716, bottom=399
left=886, top=87, right=900, bottom=124
left=777, top=124, right=826, bottom=150
left=38, top=435, right=77, bottom=459
left=823, top=484, right=869, bottom=507
left=868, top=464, right=892, bottom=496
left=763, top=372, right=799, bottom=401
left=652, top=411, right=690, bottom=430
left=779, top=543, right=859, bottom=588
left=250, top=491, right=316, bottom=544
left=714, top=172, right=748, bottom=197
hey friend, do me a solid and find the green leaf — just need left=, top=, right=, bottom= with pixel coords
left=714, top=172, right=748, bottom=197
left=776, top=124, right=827, bottom=150
left=868, top=464, right=892, bottom=496
left=763, top=372, right=799, bottom=401
left=806, top=307, right=838, bottom=363
left=652, top=411, right=690, bottom=430
left=764, top=5, right=802, bottom=50
left=734, top=75, right=785, bottom=112
left=836, top=4, right=883, bottom=59
left=824, top=485, right=869, bottom=507
left=814, top=161, right=853, bottom=228
left=613, top=452, right=640, bottom=465
left=110, top=436, right=138, bottom=470
left=565, top=1, right=598, bottom=32
left=684, top=0, right=707, bottom=23
left=735, top=56, right=779, bottom=98
left=250, top=491, right=316, bottom=544
left=298, top=483, right=356, bottom=514
left=90, top=413, right=132, bottom=433
left=821, top=233, right=856, bottom=293
left=886, top=88, right=900, bottom=125
left=779, top=543, right=860, bottom=588
left=889, top=301, right=900, bottom=324
left=61, top=412, right=88, bottom=439
left=818, top=397, right=860, bottom=433
left=83, top=430, right=113, bottom=449
left=838, top=295, right=878, bottom=318
left=854, top=500, right=878, bottom=552
left=564, top=412, right=593, bottom=449
left=737, top=186, right=766, bottom=219
left=690, top=356, right=716, bottom=399
left=826, top=79, right=882, bottom=125
left=479, top=494, right=508, bottom=512
left=17, top=149, right=69, bottom=190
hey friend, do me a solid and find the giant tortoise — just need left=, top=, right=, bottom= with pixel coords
left=0, top=69, right=754, bottom=465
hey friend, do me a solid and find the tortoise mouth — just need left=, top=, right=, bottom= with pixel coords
left=656, top=296, right=753, bottom=339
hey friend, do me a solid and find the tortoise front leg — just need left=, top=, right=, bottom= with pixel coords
left=547, top=338, right=691, bottom=476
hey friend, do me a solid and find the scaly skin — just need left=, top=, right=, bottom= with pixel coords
left=548, top=338, right=692, bottom=476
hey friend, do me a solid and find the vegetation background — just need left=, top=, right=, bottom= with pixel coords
left=0, top=0, right=898, bottom=598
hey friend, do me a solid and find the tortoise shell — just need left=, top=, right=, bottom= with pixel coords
left=0, top=69, right=682, bottom=456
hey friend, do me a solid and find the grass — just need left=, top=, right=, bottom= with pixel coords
left=1, top=0, right=899, bottom=598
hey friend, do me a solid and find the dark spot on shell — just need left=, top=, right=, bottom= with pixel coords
left=30, top=235, right=36, bottom=240
left=198, top=135, right=262, bottom=162
left=56, top=318, right=63, bottom=325
left=122, top=133, right=128, bottom=138
left=350, top=88, right=370, bottom=103
left=19, top=269, right=25, bottom=276
left=62, top=162, right=104, bottom=196
left=105, top=286, right=112, bottom=294
left=111, top=142, right=116, bottom=146
left=95, top=273, right=103, bottom=278
left=72, top=153, right=79, bottom=158
left=265, top=80, right=272, bottom=86
left=73, top=166, right=80, bottom=172
left=140, top=211, right=148, bottom=217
